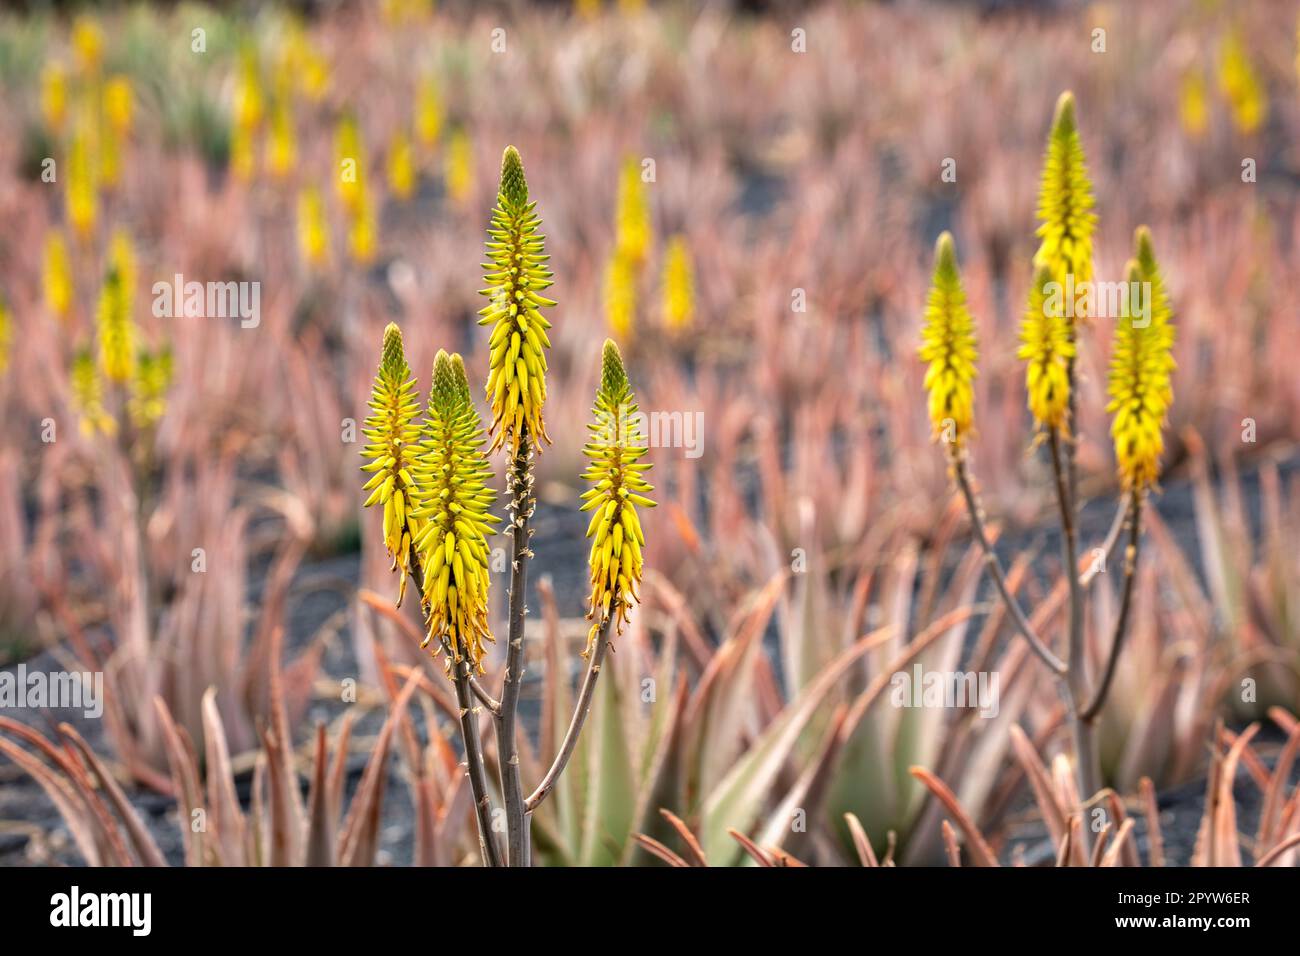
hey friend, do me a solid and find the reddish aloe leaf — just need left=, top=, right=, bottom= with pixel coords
left=0, top=734, right=108, bottom=866
left=1100, top=820, right=1135, bottom=867
left=941, top=820, right=961, bottom=867
left=340, top=672, right=420, bottom=867
left=657, top=808, right=707, bottom=867
left=153, top=697, right=206, bottom=867
left=728, top=829, right=773, bottom=867
left=908, top=766, right=998, bottom=867
left=1257, top=720, right=1300, bottom=849
left=201, top=687, right=247, bottom=866
left=633, top=833, right=691, bottom=868
left=1139, top=777, right=1165, bottom=867
left=1008, top=724, right=1068, bottom=850
left=59, top=723, right=167, bottom=867
left=304, top=723, right=334, bottom=867
left=843, top=813, right=879, bottom=867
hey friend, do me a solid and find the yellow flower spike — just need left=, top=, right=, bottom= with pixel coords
left=97, top=260, right=134, bottom=385
left=416, top=76, right=442, bottom=148
left=297, top=184, right=329, bottom=268
left=233, top=43, right=264, bottom=132
left=347, top=184, right=376, bottom=265
left=388, top=130, right=415, bottom=201
left=1218, top=31, right=1267, bottom=136
left=604, top=253, right=636, bottom=340
left=104, top=75, right=133, bottom=137
left=266, top=96, right=297, bottom=179
left=72, top=17, right=104, bottom=76
left=361, top=323, right=423, bottom=602
left=41, top=63, right=68, bottom=133
left=335, top=114, right=365, bottom=214
left=917, top=232, right=978, bottom=449
left=44, top=232, right=73, bottom=323
left=412, top=351, right=499, bottom=674
left=67, top=130, right=98, bottom=239
left=1178, top=71, right=1209, bottom=139
left=581, top=339, right=654, bottom=654
left=614, top=156, right=652, bottom=267
left=1017, top=263, right=1075, bottom=434
left=480, top=145, right=555, bottom=454
left=445, top=129, right=474, bottom=206
left=1106, top=232, right=1176, bottom=492
left=1033, top=91, right=1096, bottom=321
left=0, top=291, right=11, bottom=375
left=71, top=349, right=116, bottom=437
left=661, top=235, right=694, bottom=332
left=128, top=347, right=173, bottom=430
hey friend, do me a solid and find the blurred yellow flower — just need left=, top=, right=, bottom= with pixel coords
left=614, top=156, right=651, bottom=267
left=1218, top=32, right=1267, bottom=135
left=660, top=235, right=694, bottom=331
left=445, top=129, right=473, bottom=206
left=266, top=98, right=297, bottom=178
left=416, top=76, right=442, bottom=147
left=67, top=131, right=98, bottom=239
left=0, top=292, right=11, bottom=376
left=604, top=253, right=637, bottom=340
left=104, top=75, right=133, bottom=137
left=72, top=349, right=116, bottom=437
left=41, top=63, right=68, bottom=133
left=335, top=115, right=365, bottom=214
left=388, top=130, right=415, bottom=201
left=1178, top=71, right=1208, bottom=138
left=44, top=231, right=73, bottom=322
left=297, top=185, right=329, bottom=268
left=128, top=348, right=173, bottom=430
left=72, top=17, right=104, bottom=76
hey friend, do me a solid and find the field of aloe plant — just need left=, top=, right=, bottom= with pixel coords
left=0, top=0, right=1299, bottom=907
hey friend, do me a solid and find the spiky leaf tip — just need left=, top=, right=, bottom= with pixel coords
left=361, top=322, right=423, bottom=604
left=412, top=351, right=499, bottom=674
left=918, top=232, right=978, bottom=448
left=581, top=339, right=654, bottom=655
left=480, top=145, right=555, bottom=455
left=1106, top=249, right=1176, bottom=492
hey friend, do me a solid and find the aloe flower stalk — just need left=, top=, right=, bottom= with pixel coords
left=1035, top=91, right=1098, bottom=808
left=526, top=338, right=653, bottom=816
left=1107, top=232, right=1176, bottom=493
left=1082, top=229, right=1176, bottom=727
left=1018, top=263, right=1074, bottom=434
left=72, top=349, right=115, bottom=437
left=1034, top=92, right=1096, bottom=306
left=359, top=328, right=502, bottom=868
left=411, top=351, right=499, bottom=673
left=480, top=145, right=555, bottom=866
left=360, top=323, right=422, bottom=606
left=480, top=145, right=554, bottom=454
left=918, top=231, right=977, bottom=449
left=614, top=156, right=651, bottom=267
left=580, top=339, right=655, bottom=650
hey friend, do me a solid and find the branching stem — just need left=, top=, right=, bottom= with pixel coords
left=526, top=612, right=614, bottom=813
